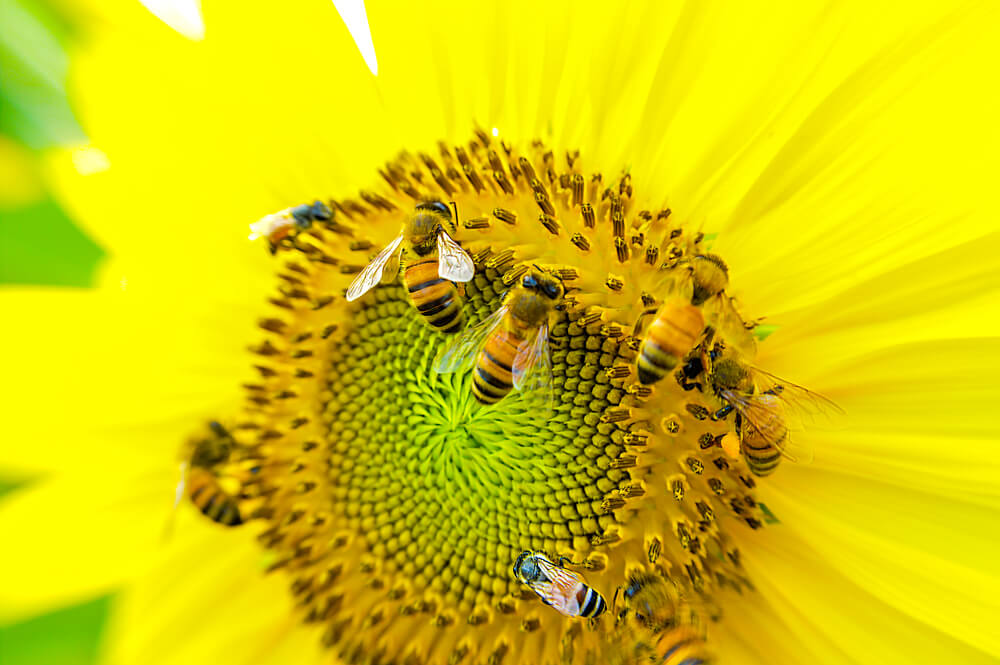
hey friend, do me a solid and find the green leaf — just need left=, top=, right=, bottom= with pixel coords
left=0, top=196, right=105, bottom=287
left=0, top=595, right=113, bottom=665
left=0, top=0, right=84, bottom=148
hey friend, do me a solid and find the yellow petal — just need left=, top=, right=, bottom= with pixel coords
left=719, top=527, right=1000, bottom=665
left=763, top=473, right=1000, bottom=658
left=100, top=520, right=325, bottom=665
left=0, top=464, right=178, bottom=622
left=0, top=272, right=249, bottom=473
left=712, top=3, right=1000, bottom=310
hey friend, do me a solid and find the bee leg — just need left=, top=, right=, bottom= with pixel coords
left=557, top=556, right=584, bottom=568
left=712, top=404, right=734, bottom=421
left=631, top=307, right=660, bottom=336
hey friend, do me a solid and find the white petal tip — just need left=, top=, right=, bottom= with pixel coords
left=71, top=146, right=110, bottom=175
left=332, top=0, right=378, bottom=76
left=140, top=0, right=205, bottom=40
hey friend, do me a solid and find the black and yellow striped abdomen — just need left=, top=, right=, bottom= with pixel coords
left=188, top=468, right=244, bottom=526
left=472, top=327, right=523, bottom=404
left=404, top=258, right=465, bottom=334
left=739, top=396, right=787, bottom=477
left=655, top=624, right=710, bottom=665
left=636, top=304, right=704, bottom=385
left=575, top=585, right=607, bottom=618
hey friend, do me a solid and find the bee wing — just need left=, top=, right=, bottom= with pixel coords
left=747, top=366, right=845, bottom=427
left=726, top=390, right=816, bottom=464
left=436, top=230, right=475, bottom=283
left=433, top=305, right=508, bottom=374
left=533, top=557, right=585, bottom=616
left=345, top=233, right=404, bottom=302
left=774, top=431, right=815, bottom=465
left=512, top=322, right=554, bottom=413
left=702, top=294, right=757, bottom=357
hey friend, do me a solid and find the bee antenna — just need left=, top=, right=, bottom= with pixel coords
left=448, top=201, right=458, bottom=222
left=532, top=263, right=544, bottom=273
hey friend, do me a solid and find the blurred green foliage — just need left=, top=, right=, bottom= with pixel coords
left=1, top=195, right=105, bottom=286
left=1, top=3, right=114, bottom=663
left=0, top=0, right=85, bottom=148
left=1, top=0, right=105, bottom=288
left=0, top=595, right=112, bottom=665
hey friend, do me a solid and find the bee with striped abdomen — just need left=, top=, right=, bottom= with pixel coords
left=433, top=267, right=564, bottom=408
left=512, top=551, right=607, bottom=618
left=346, top=200, right=475, bottom=333
left=173, top=421, right=256, bottom=527
left=634, top=299, right=706, bottom=385
left=249, top=200, right=333, bottom=254
left=700, top=349, right=843, bottom=476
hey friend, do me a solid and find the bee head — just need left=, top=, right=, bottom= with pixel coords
left=522, top=265, right=564, bottom=301
left=513, top=551, right=541, bottom=582
left=415, top=200, right=451, bottom=220
left=189, top=420, right=234, bottom=469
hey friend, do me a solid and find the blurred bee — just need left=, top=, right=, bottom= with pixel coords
left=651, top=624, right=713, bottom=665
left=699, top=346, right=843, bottom=476
left=173, top=421, right=256, bottom=527
left=610, top=572, right=714, bottom=664
left=613, top=571, right=681, bottom=631
left=249, top=200, right=332, bottom=254
left=346, top=200, right=475, bottom=333
left=512, top=551, right=607, bottom=618
left=433, top=267, right=564, bottom=407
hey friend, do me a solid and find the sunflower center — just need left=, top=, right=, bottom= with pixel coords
left=185, top=133, right=773, bottom=665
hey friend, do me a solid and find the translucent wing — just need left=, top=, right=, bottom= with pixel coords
left=433, top=305, right=508, bottom=374
left=533, top=556, right=586, bottom=616
left=748, top=367, right=844, bottom=428
left=702, top=294, right=757, bottom=358
left=436, top=230, right=475, bottom=282
left=773, top=431, right=815, bottom=465
left=725, top=391, right=814, bottom=464
left=512, top=323, right=553, bottom=413
left=345, top=233, right=404, bottom=302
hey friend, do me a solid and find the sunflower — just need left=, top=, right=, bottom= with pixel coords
left=3, top=1, right=1000, bottom=664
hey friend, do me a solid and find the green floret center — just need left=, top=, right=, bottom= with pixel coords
left=323, top=265, right=630, bottom=606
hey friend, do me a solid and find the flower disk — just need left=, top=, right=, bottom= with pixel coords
left=200, top=134, right=771, bottom=665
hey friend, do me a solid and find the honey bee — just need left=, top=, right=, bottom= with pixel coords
left=613, top=571, right=681, bottom=631
left=249, top=200, right=332, bottom=254
left=512, top=551, right=608, bottom=618
left=433, top=267, right=564, bottom=407
left=607, top=572, right=714, bottom=665
left=700, top=348, right=843, bottom=476
left=664, top=253, right=757, bottom=357
left=173, top=422, right=257, bottom=527
left=346, top=200, right=475, bottom=333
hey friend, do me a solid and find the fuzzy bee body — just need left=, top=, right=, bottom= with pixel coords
left=186, top=466, right=244, bottom=526
left=346, top=200, right=474, bottom=333
left=404, top=256, right=465, bottom=333
left=174, top=421, right=256, bottom=528
left=636, top=302, right=705, bottom=385
left=249, top=200, right=332, bottom=253
left=434, top=267, right=564, bottom=409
